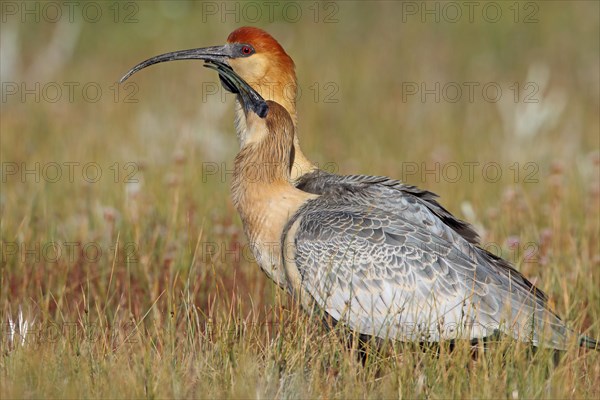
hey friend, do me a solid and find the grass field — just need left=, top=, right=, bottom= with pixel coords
left=1, top=1, right=599, bottom=398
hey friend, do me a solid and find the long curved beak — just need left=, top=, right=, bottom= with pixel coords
left=119, top=45, right=233, bottom=83
left=204, top=62, right=268, bottom=118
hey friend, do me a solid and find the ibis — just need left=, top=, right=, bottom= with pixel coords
left=121, top=28, right=598, bottom=350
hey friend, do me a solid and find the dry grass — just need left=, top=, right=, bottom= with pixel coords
left=1, top=2, right=599, bottom=398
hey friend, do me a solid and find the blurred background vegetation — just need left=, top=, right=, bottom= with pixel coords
left=1, top=1, right=599, bottom=398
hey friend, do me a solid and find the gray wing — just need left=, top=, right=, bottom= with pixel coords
left=295, top=170, right=480, bottom=244
left=283, top=196, right=569, bottom=348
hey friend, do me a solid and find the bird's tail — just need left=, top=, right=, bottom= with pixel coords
left=579, top=335, right=599, bottom=350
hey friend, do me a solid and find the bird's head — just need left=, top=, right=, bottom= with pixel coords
left=120, top=27, right=297, bottom=121
left=225, top=27, right=296, bottom=105
left=205, top=61, right=293, bottom=153
left=205, top=61, right=295, bottom=175
left=203, top=60, right=269, bottom=121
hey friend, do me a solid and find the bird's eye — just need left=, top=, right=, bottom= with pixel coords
left=241, top=45, right=253, bottom=56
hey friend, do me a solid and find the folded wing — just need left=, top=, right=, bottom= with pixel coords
left=283, top=187, right=569, bottom=349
